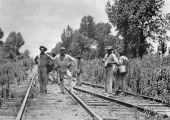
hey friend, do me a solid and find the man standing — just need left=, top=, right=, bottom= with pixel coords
left=76, top=55, right=83, bottom=86
left=35, top=46, right=51, bottom=94
left=103, top=46, right=119, bottom=95
left=54, top=47, right=77, bottom=94
left=115, top=51, right=129, bottom=95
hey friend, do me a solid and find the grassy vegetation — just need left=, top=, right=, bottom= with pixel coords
left=82, top=54, right=170, bottom=102
left=0, top=57, right=34, bottom=102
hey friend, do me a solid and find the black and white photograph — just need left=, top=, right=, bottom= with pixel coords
left=0, top=0, right=170, bottom=120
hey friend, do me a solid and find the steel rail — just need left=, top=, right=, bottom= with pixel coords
left=16, top=66, right=37, bottom=120
left=64, top=86, right=105, bottom=120
left=82, top=82, right=166, bottom=105
left=73, top=86, right=169, bottom=118
left=82, top=82, right=104, bottom=89
left=124, top=91, right=165, bottom=104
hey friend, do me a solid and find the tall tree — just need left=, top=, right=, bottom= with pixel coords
left=69, top=30, right=93, bottom=57
left=155, top=13, right=170, bottom=54
left=4, top=32, right=25, bottom=55
left=95, top=22, right=122, bottom=57
left=16, top=32, right=25, bottom=50
left=61, top=26, right=73, bottom=52
left=106, top=0, right=169, bottom=58
left=95, top=23, right=111, bottom=57
left=51, top=42, right=62, bottom=54
left=79, top=15, right=96, bottom=39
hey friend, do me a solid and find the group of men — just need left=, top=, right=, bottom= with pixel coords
left=35, top=46, right=83, bottom=94
left=35, top=45, right=128, bottom=96
left=103, top=46, right=129, bottom=96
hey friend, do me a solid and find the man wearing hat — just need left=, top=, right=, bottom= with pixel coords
left=115, top=51, right=129, bottom=95
left=76, top=55, right=83, bottom=86
left=53, top=47, right=77, bottom=94
left=103, top=46, right=119, bottom=95
left=35, top=46, right=51, bottom=94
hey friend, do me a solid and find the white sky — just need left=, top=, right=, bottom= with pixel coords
left=0, top=0, right=170, bottom=57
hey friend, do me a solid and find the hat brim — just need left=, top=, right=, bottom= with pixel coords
left=39, top=46, right=47, bottom=51
left=106, top=48, right=113, bottom=50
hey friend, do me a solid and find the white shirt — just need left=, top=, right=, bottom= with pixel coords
left=54, top=54, right=77, bottom=72
left=104, top=53, right=119, bottom=67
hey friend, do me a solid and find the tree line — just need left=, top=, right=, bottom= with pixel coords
left=0, top=29, right=30, bottom=61
left=52, top=0, right=170, bottom=59
left=106, top=0, right=170, bottom=58
left=52, top=15, right=122, bottom=59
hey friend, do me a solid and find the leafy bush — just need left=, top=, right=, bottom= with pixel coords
left=128, top=54, right=170, bottom=101
left=83, top=54, right=170, bottom=101
left=82, top=59, right=104, bottom=84
left=0, top=57, right=33, bottom=99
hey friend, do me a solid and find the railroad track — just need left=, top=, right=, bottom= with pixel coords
left=21, top=73, right=106, bottom=120
left=0, top=66, right=37, bottom=120
left=66, top=85, right=148, bottom=120
left=13, top=70, right=117, bottom=120
left=7, top=71, right=170, bottom=120
left=82, top=82, right=166, bottom=104
left=42, top=74, right=170, bottom=120
left=15, top=66, right=37, bottom=120
left=52, top=79, right=146, bottom=120
left=71, top=81, right=170, bottom=119
left=45, top=78, right=117, bottom=120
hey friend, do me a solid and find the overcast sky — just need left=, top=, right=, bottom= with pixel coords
left=0, top=0, right=170, bottom=57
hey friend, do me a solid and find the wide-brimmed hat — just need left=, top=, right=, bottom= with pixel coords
left=39, top=46, right=47, bottom=51
left=105, top=46, right=113, bottom=50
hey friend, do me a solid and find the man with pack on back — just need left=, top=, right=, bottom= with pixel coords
left=103, top=46, right=119, bottom=96
left=53, top=47, right=77, bottom=94
left=34, top=46, right=52, bottom=94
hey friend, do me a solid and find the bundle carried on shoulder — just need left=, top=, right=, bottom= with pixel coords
left=118, top=56, right=128, bottom=73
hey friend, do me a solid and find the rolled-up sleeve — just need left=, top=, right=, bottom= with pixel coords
left=67, top=55, right=77, bottom=64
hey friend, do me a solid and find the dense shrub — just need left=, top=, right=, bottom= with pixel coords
left=82, top=59, right=104, bottom=84
left=128, top=54, right=170, bottom=101
left=83, top=54, right=170, bottom=101
left=0, top=58, right=33, bottom=99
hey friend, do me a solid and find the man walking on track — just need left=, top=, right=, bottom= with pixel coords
left=35, top=46, right=52, bottom=94
left=103, top=46, right=119, bottom=95
left=53, top=47, right=77, bottom=94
